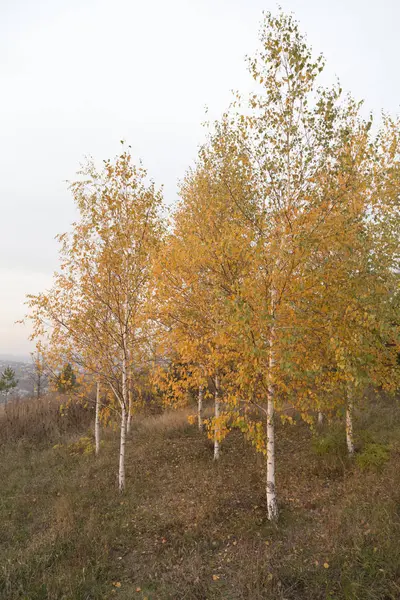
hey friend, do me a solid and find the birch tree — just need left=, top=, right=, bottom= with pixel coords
left=191, top=11, right=395, bottom=518
left=154, top=125, right=255, bottom=458
left=215, top=11, right=359, bottom=519
left=29, top=346, right=48, bottom=400
left=26, top=145, right=164, bottom=490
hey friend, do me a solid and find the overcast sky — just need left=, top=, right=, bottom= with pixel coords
left=1, top=0, right=399, bottom=357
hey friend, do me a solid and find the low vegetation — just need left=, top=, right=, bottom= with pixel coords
left=1, top=393, right=400, bottom=600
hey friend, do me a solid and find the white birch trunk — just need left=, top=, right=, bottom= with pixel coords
left=214, top=375, right=220, bottom=460
left=95, top=381, right=100, bottom=456
left=119, top=296, right=129, bottom=492
left=198, top=385, right=204, bottom=432
left=266, top=395, right=278, bottom=521
left=118, top=404, right=127, bottom=492
left=317, top=411, right=323, bottom=426
left=346, top=396, right=355, bottom=456
left=266, top=288, right=278, bottom=522
left=126, top=340, right=132, bottom=434
left=127, top=387, right=132, bottom=434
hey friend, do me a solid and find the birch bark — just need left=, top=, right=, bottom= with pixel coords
left=198, top=385, right=204, bottom=432
left=127, top=387, right=132, bottom=434
left=266, top=287, right=278, bottom=521
left=95, top=380, right=101, bottom=456
left=119, top=297, right=129, bottom=492
left=346, top=391, right=355, bottom=456
left=118, top=403, right=127, bottom=491
left=214, top=375, right=220, bottom=460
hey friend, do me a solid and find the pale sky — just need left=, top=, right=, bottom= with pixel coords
left=1, top=0, right=399, bottom=356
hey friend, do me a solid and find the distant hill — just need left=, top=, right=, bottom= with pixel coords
left=0, top=354, right=30, bottom=364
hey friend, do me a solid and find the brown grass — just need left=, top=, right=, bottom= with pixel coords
left=135, top=403, right=213, bottom=434
left=0, top=393, right=93, bottom=445
left=1, top=394, right=400, bottom=599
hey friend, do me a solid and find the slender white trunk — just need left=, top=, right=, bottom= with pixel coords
left=346, top=395, right=355, bottom=456
left=266, top=288, right=278, bottom=522
left=198, top=385, right=204, bottom=432
left=95, top=381, right=100, bottom=456
left=266, top=395, right=278, bottom=521
left=127, top=387, right=132, bottom=434
left=214, top=375, right=220, bottom=460
left=317, top=411, right=323, bottom=426
left=119, top=297, right=128, bottom=491
left=118, top=404, right=127, bottom=492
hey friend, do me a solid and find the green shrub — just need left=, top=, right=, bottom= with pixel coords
left=312, top=427, right=346, bottom=458
left=67, top=435, right=95, bottom=456
left=356, top=442, right=390, bottom=472
left=311, top=426, right=350, bottom=477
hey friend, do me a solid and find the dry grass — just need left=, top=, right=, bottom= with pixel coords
left=1, top=394, right=400, bottom=599
left=0, top=394, right=93, bottom=445
left=135, top=404, right=213, bottom=434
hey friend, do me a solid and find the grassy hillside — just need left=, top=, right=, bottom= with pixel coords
left=1, top=396, right=400, bottom=599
